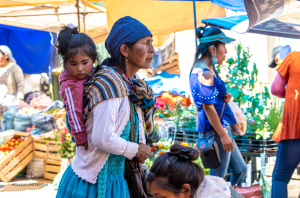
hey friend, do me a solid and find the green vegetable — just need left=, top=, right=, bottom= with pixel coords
left=44, top=108, right=62, bottom=114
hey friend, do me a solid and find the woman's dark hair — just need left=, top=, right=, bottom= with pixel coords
left=98, top=42, right=136, bottom=73
left=55, top=26, right=100, bottom=69
left=146, top=144, right=204, bottom=197
left=195, top=26, right=223, bottom=61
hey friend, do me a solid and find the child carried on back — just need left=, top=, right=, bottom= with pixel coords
left=57, top=24, right=99, bottom=149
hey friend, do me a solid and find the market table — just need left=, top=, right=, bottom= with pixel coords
left=241, top=151, right=277, bottom=183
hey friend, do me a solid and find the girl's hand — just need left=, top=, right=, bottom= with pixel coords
left=135, top=143, right=151, bottom=163
left=220, top=134, right=234, bottom=152
left=223, top=93, right=232, bottom=103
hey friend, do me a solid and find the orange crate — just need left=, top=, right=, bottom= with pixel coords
left=0, top=132, right=34, bottom=182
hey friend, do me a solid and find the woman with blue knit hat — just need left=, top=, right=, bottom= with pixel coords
left=56, top=16, right=156, bottom=198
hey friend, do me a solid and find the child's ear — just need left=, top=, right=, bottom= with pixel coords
left=120, top=44, right=129, bottom=58
left=181, top=183, right=191, bottom=198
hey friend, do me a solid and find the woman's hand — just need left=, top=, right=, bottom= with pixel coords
left=135, top=143, right=151, bottom=163
left=219, top=134, right=234, bottom=152
left=223, top=93, right=232, bottom=103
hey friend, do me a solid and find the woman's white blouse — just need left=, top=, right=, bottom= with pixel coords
left=71, top=96, right=146, bottom=184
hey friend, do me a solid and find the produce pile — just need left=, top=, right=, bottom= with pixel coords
left=0, top=136, right=25, bottom=161
left=18, top=107, right=41, bottom=115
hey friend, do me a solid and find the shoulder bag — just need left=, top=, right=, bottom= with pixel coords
left=124, top=98, right=153, bottom=198
left=196, top=102, right=226, bottom=169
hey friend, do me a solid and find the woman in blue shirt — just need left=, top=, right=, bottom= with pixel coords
left=190, top=26, right=247, bottom=185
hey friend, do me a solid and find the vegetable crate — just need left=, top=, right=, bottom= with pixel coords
left=33, top=132, right=62, bottom=161
left=168, top=127, right=198, bottom=144
left=0, top=132, right=34, bottom=182
left=44, top=159, right=61, bottom=180
left=233, top=133, right=278, bottom=152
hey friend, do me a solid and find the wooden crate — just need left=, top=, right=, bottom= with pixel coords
left=44, top=159, right=61, bottom=180
left=34, top=131, right=62, bottom=161
left=0, top=132, right=34, bottom=182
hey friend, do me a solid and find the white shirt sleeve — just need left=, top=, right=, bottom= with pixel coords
left=91, top=98, right=139, bottom=160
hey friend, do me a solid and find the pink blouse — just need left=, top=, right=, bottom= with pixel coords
left=271, top=73, right=287, bottom=98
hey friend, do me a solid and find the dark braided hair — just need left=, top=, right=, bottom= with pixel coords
left=146, top=144, right=204, bottom=198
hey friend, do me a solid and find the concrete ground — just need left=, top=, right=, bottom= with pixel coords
left=0, top=177, right=57, bottom=198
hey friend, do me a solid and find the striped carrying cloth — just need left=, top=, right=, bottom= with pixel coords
left=83, top=66, right=156, bottom=137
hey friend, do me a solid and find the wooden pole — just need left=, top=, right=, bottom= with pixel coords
left=76, top=0, right=80, bottom=32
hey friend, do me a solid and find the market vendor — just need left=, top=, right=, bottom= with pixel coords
left=56, top=16, right=155, bottom=198
left=0, top=45, right=25, bottom=100
left=269, top=45, right=291, bottom=69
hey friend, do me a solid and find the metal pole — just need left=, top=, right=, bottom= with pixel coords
left=193, top=0, right=198, bottom=47
left=76, top=0, right=81, bottom=32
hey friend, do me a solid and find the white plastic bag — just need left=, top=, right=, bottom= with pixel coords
left=228, top=101, right=247, bottom=136
left=26, top=157, right=44, bottom=178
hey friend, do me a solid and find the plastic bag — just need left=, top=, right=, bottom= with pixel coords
left=30, top=94, right=52, bottom=109
left=228, top=101, right=247, bottom=136
left=31, top=113, right=56, bottom=132
left=3, top=105, right=18, bottom=130
left=14, top=113, right=32, bottom=132
left=26, top=157, right=44, bottom=178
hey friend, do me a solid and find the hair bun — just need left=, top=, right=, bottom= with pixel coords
left=71, top=26, right=79, bottom=35
left=169, top=144, right=199, bottom=161
left=196, top=27, right=206, bottom=39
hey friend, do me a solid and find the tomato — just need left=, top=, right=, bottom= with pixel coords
left=9, top=146, right=14, bottom=151
left=10, top=138, right=16, bottom=143
left=15, top=141, right=20, bottom=145
left=10, top=142, right=14, bottom=146
left=0, top=145, right=5, bottom=150
left=4, top=144, right=9, bottom=149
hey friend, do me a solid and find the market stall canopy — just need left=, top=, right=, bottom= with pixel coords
left=144, top=71, right=186, bottom=97
left=0, top=2, right=108, bottom=44
left=103, top=0, right=226, bottom=36
left=202, top=0, right=300, bottom=39
left=0, top=24, right=56, bottom=74
left=0, top=0, right=100, bottom=8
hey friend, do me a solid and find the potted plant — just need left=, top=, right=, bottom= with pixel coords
left=216, top=43, right=271, bottom=151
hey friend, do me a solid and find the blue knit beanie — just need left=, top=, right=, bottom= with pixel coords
left=103, top=16, right=152, bottom=65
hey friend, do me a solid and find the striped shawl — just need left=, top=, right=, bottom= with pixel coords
left=83, top=66, right=156, bottom=137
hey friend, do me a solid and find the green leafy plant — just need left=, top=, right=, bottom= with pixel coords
left=194, top=156, right=210, bottom=175
left=164, top=101, right=184, bottom=129
left=180, top=105, right=197, bottom=129
left=216, top=43, right=270, bottom=136
left=57, top=134, right=76, bottom=159
left=265, top=98, right=283, bottom=133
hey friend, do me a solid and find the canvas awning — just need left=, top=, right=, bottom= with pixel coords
left=103, top=0, right=225, bottom=36
left=202, top=0, right=300, bottom=39
left=0, top=2, right=108, bottom=44
left=0, top=0, right=100, bottom=8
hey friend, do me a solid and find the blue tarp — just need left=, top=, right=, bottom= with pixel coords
left=145, top=71, right=186, bottom=97
left=0, top=24, right=57, bottom=74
